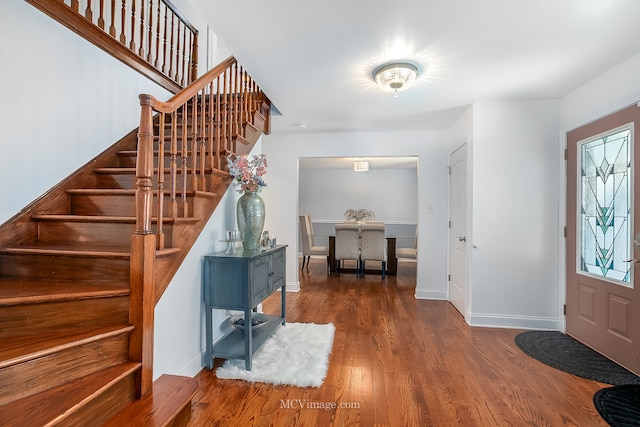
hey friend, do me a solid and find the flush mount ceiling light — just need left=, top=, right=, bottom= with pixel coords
left=353, top=160, right=369, bottom=172
left=373, top=62, right=419, bottom=97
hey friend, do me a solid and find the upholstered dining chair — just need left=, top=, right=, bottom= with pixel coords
left=334, top=222, right=361, bottom=276
left=299, top=215, right=329, bottom=270
left=396, top=229, right=417, bottom=260
left=359, top=222, right=387, bottom=277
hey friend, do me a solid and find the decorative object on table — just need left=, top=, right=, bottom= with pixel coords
left=216, top=322, right=335, bottom=387
left=229, top=313, right=270, bottom=332
left=260, top=231, right=271, bottom=249
left=344, top=208, right=375, bottom=223
left=228, top=154, right=268, bottom=250
left=220, top=230, right=241, bottom=253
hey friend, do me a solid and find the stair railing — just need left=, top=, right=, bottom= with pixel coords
left=136, top=55, right=268, bottom=243
left=131, top=56, right=268, bottom=394
left=26, top=0, right=198, bottom=93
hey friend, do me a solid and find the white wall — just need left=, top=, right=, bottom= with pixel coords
left=469, top=100, right=561, bottom=329
left=560, top=52, right=640, bottom=131
left=299, top=167, right=417, bottom=224
left=0, top=1, right=171, bottom=223
left=262, top=130, right=450, bottom=299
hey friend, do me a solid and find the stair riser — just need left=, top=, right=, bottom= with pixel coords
left=59, top=370, right=137, bottom=427
left=69, top=193, right=197, bottom=217
left=0, top=297, right=129, bottom=339
left=0, top=254, right=130, bottom=282
left=36, top=221, right=174, bottom=247
left=94, top=173, right=198, bottom=193
left=117, top=152, right=226, bottom=169
left=0, top=333, right=130, bottom=406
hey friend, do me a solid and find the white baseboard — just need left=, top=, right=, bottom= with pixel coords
left=286, top=281, right=300, bottom=292
left=414, top=289, right=447, bottom=300
left=467, top=312, right=559, bottom=330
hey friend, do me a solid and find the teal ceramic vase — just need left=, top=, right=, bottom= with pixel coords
left=236, top=191, right=265, bottom=250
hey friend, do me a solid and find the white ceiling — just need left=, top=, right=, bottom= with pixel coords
left=196, top=0, right=640, bottom=136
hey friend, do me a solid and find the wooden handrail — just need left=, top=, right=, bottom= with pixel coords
left=26, top=0, right=199, bottom=93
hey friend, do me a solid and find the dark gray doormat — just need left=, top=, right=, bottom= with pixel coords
left=594, top=385, right=640, bottom=426
left=514, top=331, right=640, bottom=385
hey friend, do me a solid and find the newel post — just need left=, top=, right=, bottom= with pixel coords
left=129, top=95, right=157, bottom=396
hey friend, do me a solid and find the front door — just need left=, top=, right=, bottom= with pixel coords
left=449, top=144, right=468, bottom=317
left=566, top=104, right=640, bottom=374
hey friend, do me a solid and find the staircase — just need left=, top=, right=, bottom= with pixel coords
left=0, top=57, right=270, bottom=426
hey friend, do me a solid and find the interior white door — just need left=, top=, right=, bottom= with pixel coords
left=449, top=144, right=468, bottom=316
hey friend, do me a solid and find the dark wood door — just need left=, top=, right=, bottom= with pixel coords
left=566, top=104, right=640, bottom=375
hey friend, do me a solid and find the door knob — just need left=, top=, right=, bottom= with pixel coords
left=458, top=236, right=466, bottom=242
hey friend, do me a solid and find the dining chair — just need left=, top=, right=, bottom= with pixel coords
left=359, top=222, right=387, bottom=277
left=334, top=222, right=361, bottom=276
left=396, top=228, right=417, bottom=260
left=299, top=215, right=329, bottom=270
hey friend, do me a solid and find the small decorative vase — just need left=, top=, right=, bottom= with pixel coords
left=236, top=191, right=265, bottom=250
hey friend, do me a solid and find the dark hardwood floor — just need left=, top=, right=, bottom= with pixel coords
left=188, top=257, right=607, bottom=426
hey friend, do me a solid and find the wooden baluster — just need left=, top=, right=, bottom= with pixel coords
left=156, top=112, right=166, bottom=249
left=119, top=0, right=127, bottom=44
left=138, top=0, right=145, bottom=56
left=180, top=27, right=187, bottom=86
left=180, top=104, right=188, bottom=217
left=238, top=67, right=246, bottom=136
left=169, top=110, right=178, bottom=218
left=215, top=76, right=221, bottom=170
left=199, top=87, right=207, bottom=191
left=154, top=0, right=160, bottom=67
left=147, top=0, right=153, bottom=63
left=242, top=71, right=251, bottom=129
left=71, top=0, right=79, bottom=13
left=222, top=69, right=228, bottom=154
left=162, top=3, right=168, bottom=73
left=208, top=81, right=215, bottom=177
left=190, top=94, right=198, bottom=192
left=168, top=12, right=174, bottom=82
left=236, top=63, right=241, bottom=140
left=190, top=31, right=198, bottom=83
left=175, top=20, right=182, bottom=83
left=109, top=0, right=117, bottom=36
left=129, top=0, right=137, bottom=51
left=97, top=0, right=105, bottom=29
left=230, top=63, right=236, bottom=152
left=85, top=0, right=93, bottom=21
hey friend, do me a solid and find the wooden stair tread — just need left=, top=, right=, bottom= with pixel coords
left=104, top=374, right=197, bottom=427
left=30, top=214, right=199, bottom=225
left=95, top=167, right=220, bottom=175
left=0, top=242, right=181, bottom=258
left=0, top=278, right=129, bottom=305
left=66, top=188, right=209, bottom=197
left=0, top=325, right=134, bottom=369
left=0, top=362, right=140, bottom=426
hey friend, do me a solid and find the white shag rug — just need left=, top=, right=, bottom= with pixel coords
left=215, top=322, right=335, bottom=387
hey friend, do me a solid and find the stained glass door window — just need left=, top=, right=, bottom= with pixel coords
left=579, top=126, right=633, bottom=286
